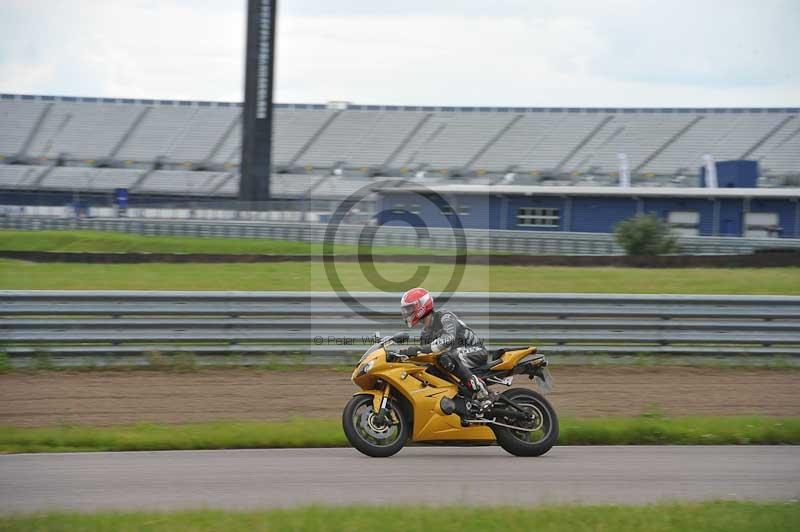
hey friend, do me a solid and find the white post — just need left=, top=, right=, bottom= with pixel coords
left=703, top=154, right=717, bottom=188
left=618, top=153, right=630, bottom=187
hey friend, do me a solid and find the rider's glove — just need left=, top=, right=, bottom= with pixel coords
left=397, top=346, right=422, bottom=358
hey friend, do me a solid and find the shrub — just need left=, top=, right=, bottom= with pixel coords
left=614, top=214, right=679, bottom=256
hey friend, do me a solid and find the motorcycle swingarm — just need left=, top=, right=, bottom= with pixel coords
left=490, top=407, right=530, bottom=421
left=494, top=394, right=530, bottom=415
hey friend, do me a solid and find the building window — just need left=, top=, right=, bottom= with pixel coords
left=459, top=205, right=470, bottom=216
left=517, top=207, right=560, bottom=227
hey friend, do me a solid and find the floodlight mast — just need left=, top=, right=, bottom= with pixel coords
left=240, top=0, right=277, bottom=204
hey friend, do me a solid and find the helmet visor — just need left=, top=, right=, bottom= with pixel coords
left=401, top=303, right=416, bottom=326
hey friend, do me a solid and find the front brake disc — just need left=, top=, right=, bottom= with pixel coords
left=360, top=409, right=392, bottom=439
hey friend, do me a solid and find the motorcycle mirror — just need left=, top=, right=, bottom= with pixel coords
left=393, top=332, right=409, bottom=343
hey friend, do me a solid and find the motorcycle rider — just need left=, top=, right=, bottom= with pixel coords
left=395, top=287, right=493, bottom=414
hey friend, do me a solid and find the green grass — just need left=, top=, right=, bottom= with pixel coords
left=2, top=230, right=799, bottom=294
left=0, top=230, right=450, bottom=255
left=557, top=415, right=800, bottom=445
left=1, top=416, right=798, bottom=454
left=0, top=419, right=343, bottom=454
left=2, top=259, right=799, bottom=293
left=1, top=501, right=797, bottom=532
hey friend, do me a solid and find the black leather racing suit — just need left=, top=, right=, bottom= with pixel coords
left=418, top=309, right=488, bottom=386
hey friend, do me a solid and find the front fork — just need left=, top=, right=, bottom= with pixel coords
left=372, top=382, right=392, bottom=424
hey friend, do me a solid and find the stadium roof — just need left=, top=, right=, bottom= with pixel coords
left=376, top=184, right=800, bottom=199
left=2, top=93, right=799, bottom=114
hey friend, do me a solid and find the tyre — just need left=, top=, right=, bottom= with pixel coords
left=491, top=388, right=559, bottom=457
left=342, top=394, right=408, bottom=457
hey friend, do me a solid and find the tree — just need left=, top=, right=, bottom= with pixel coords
left=614, top=214, right=679, bottom=256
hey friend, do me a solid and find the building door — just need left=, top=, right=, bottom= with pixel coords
left=720, top=219, right=736, bottom=236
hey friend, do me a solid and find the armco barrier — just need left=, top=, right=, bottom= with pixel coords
left=2, top=291, right=799, bottom=365
left=4, top=216, right=800, bottom=255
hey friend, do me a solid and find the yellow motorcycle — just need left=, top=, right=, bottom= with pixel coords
left=343, top=332, right=558, bottom=457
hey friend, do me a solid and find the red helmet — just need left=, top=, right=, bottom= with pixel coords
left=400, top=287, right=434, bottom=328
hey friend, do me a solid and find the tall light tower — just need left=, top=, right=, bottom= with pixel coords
left=239, top=0, right=277, bottom=203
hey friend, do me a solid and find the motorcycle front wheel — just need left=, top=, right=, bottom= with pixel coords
left=342, top=394, right=408, bottom=457
left=491, top=388, right=559, bottom=457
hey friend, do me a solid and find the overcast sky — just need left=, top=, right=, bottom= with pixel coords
left=1, top=0, right=798, bottom=107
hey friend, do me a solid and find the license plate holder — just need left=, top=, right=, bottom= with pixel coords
left=535, top=367, right=554, bottom=394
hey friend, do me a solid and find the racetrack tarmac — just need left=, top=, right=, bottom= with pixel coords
left=1, top=446, right=798, bottom=513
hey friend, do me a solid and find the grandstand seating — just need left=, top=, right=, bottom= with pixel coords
left=389, top=111, right=513, bottom=170
left=273, top=108, right=336, bottom=167
left=136, top=170, right=231, bottom=195
left=0, top=166, right=335, bottom=199
left=0, top=94, right=797, bottom=200
left=564, top=113, right=694, bottom=174
left=216, top=173, right=325, bottom=198
left=39, top=167, right=144, bottom=191
left=27, top=102, right=140, bottom=161
left=0, top=99, right=48, bottom=156
left=750, top=123, right=800, bottom=175
left=297, top=110, right=425, bottom=169
left=0, top=164, right=48, bottom=189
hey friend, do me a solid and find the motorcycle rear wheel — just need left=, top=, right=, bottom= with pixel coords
left=342, top=394, right=408, bottom=457
left=491, top=388, right=559, bottom=457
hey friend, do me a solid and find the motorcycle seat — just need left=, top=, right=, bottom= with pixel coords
left=472, top=347, right=538, bottom=374
left=489, top=346, right=538, bottom=371
left=491, top=347, right=530, bottom=360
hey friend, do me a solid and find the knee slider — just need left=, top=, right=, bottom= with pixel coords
left=439, top=353, right=456, bottom=372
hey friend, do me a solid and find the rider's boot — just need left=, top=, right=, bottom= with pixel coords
left=464, top=376, right=494, bottom=419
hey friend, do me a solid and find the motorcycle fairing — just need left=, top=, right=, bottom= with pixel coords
left=354, top=360, right=494, bottom=441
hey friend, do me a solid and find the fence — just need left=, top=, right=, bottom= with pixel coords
left=2, top=291, right=799, bottom=366
left=4, top=216, right=800, bottom=255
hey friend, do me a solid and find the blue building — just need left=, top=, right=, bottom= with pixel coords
left=376, top=185, right=800, bottom=239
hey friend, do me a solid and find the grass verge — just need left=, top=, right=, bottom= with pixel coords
left=1, top=416, right=798, bottom=453
left=2, top=258, right=799, bottom=293
left=1, top=501, right=797, bottom=532
left=0, top=229, right=451, bottom=255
